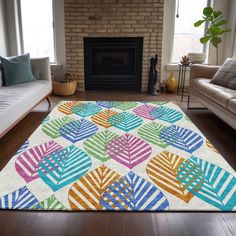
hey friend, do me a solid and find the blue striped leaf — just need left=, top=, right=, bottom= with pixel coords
left=109, top=112, right=143, bottom=132
left=15, top=140, right=29, bottom=155
left=38, top=145, right=92, bottom=191
left=177, top=156, right=236, bottom=210
left=96, top=101, right=113, bottom=108
left=0, top=186, right=39, bottom=209
left=100, top=172, right=169, bottom=211
left=160, top=125, right=203, bottom=153
left=150, top=106, right=183, bottom=123
left=72, top=103, right=102, bottom=117
left=59, top=119, right=98, bottom=143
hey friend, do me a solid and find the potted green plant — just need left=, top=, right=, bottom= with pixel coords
left=194, top=6, right=231, bottom=65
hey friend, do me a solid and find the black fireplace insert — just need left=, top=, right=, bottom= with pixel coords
left=84, top=37, right=143, bottom=90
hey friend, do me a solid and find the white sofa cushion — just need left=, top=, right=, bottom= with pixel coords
left=0, top=80, right=51, bottom=135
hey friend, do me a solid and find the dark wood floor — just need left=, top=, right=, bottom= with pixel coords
left=0, top=91, right=236, bottom=236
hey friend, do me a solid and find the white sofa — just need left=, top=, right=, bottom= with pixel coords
left=0, top=57, right=52, bottom=138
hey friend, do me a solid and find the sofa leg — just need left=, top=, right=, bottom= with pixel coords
left=46, top=96, right=51, bottom=107
left=187, top=94, right=207, bottom=110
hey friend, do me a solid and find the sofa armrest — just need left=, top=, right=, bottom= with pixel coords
left=31, top=57, right=51, bottom=82
left=190, top=64, right=220, bottom=80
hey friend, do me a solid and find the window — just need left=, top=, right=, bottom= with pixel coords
left=171, top=0, right=209, bottom=63
left=19, top=0, right=55, bottom=62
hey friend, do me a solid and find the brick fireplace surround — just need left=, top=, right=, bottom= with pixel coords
left=64, top=0, right=164, bottom=92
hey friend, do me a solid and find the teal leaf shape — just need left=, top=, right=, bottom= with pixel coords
left=150, top=106, right=183, bottom=123
left=32, top=195, right=66, bottom=210
left=72, top=103, right=102, bottom=117
left=177, top=156, right=236, bottom=211
left=109, top=112, right=143, bottom=132
left=138, top=122, right=169, bottom=148
left=38, top=145, right=92, bottom=191
left=100, top=172, right=169, bottom=211
left=59, top=119, right=98, bottom=143
left=42, top=116, right=75, bottom=138
left=160, top=125, right=203, bottom=153
left=83, top=130, right=118, bottom=162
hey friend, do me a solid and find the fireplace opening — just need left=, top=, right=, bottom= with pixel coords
left=84, top=37, right=143, bottom=90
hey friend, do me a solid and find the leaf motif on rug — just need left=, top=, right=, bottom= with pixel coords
left=109, top=112, right=143, bottom=132
left=38, top=145, right=92, bottom=191
left=138, top=122, right=168, bottom=148
left=133, top=104, right=157, bottom=120
left=32, top=195, right=66, bottom=210
left=111, top=101, right=138, bottom=110
left=106, top=133, right=152, bottom=169
left=149, top=101, right=170, bottom=106
left=68, top=165, right=120, bottom=210
left=72, top=103, right=102, bottom=117
left=96, top=101, right=113, bottom=108
left=100, top=172, right=169, bottom=211
left=15, top=140, right=30, bottom=155
left=177, top=156, right=236, bottom=210
left=58, top=101, right=81, bottom=115
left=42, top=116, right=75, bottom=138
left=0, top=186, right=40, bottom=209
left=146, top=150, right=194, bottom=203
left=91, top=110, right=118, bottom=128
left=83, top=130, right=118, bottom=162
left=150, top=106, right=183, bottom=123
left=160, top=125, right=203, bottom=153
left=206, top=140, right=219, bottom=154
left=59, top=119, right=98, bottom=143
left=15, top=141, right=63, bottom=183
left=41, top=115, right=50, bottom=125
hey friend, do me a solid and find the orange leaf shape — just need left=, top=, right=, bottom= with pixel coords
left=91, top=110, right=118, bottom=128
left=146, top=150, right=194, bottom=203
left=68, top=165, right=120, bottom=210
left=58, top=101, right=81, bottom=115
left=206, top=140, right=219, bottom=154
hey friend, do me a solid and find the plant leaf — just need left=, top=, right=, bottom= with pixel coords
left=146, top=151, right=194, bottom=203
left=106, top=133, right=152, bottom=169
left=138, top=122, right=169, bottom=148
left=213, top=10, right=222, bottom=19
left=160, top=125, right=203, bottom=154
left=177, top=156, right=236, bottom=210
left=203, top=7, right=213, bottom=17
left=83, top=130, right=118, bottom=162
left=194, top=20, right=205, bottom=27
left=15, top=141, right=63, bottom=183
left=38, top=145, right=92, bottom=191
left=200, top=36, right=211, bottom=44
left=100, top=172, right=169, bottom=211
left=68, top=165, right=120, bottom=210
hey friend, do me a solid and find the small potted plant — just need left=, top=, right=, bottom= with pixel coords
left=52, top=72, right=77, bottom=96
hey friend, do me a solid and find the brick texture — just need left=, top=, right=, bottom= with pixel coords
left=64, top=0, right=164, bottom=92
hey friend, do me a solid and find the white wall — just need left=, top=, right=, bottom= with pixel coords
left=0, top=0, right=8, bottom=56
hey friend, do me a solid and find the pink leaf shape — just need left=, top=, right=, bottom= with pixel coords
left=133, top=104, right=157, bottom=120
left=106, top=133, right=152, bottom=169
left=15, top=141, right=63, bottom=183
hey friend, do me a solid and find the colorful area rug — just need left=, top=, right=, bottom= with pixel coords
left=0, top=101, right=235, bottom=211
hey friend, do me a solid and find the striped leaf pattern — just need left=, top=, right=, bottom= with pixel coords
left=112, top=101, right=138, bottom=110
left=106, top=133, right=152, bottom=169
left=33, top=195, right=66, bottom=210
left=206, top=140, right=219, bottom=153
left=160, top=125, right=203, bottom=153
left=38, top=145, right=92, bottom=191
left=133, top=104, right=157, bottom=120
left=147, top=151, right=194, bottom=203
left=59, top=119, right=98, bottom=143
left=69, top=165, right=120, bottom=210
left=15, top=140, right=29, bottom=155
left=42, top=116, right=75, bottom=138
left=41, top=115, right=50, bottom=124
left=15, top=141, right=63, bottom=183
left=91, top=110, right=118, bottom=128
left=58, top=101, right=81, bottom=115
left=150, top=106, right=183, bottom=123
left=177, top=156, right=236, bottom=210
left=100, top=172, right=169, bottom=211
left=109, top=112, right=143, bottom=132
left=0, top=186, right=39, bottom=209
left=83, top=130, right=118, bottom=162
left=138, top=122, right=168, bottom=148
left=96, top=101, right=113, bottom=108
left=149, top=101, right=169, bottom=106
left=72, top=103, right=102, bottom=117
